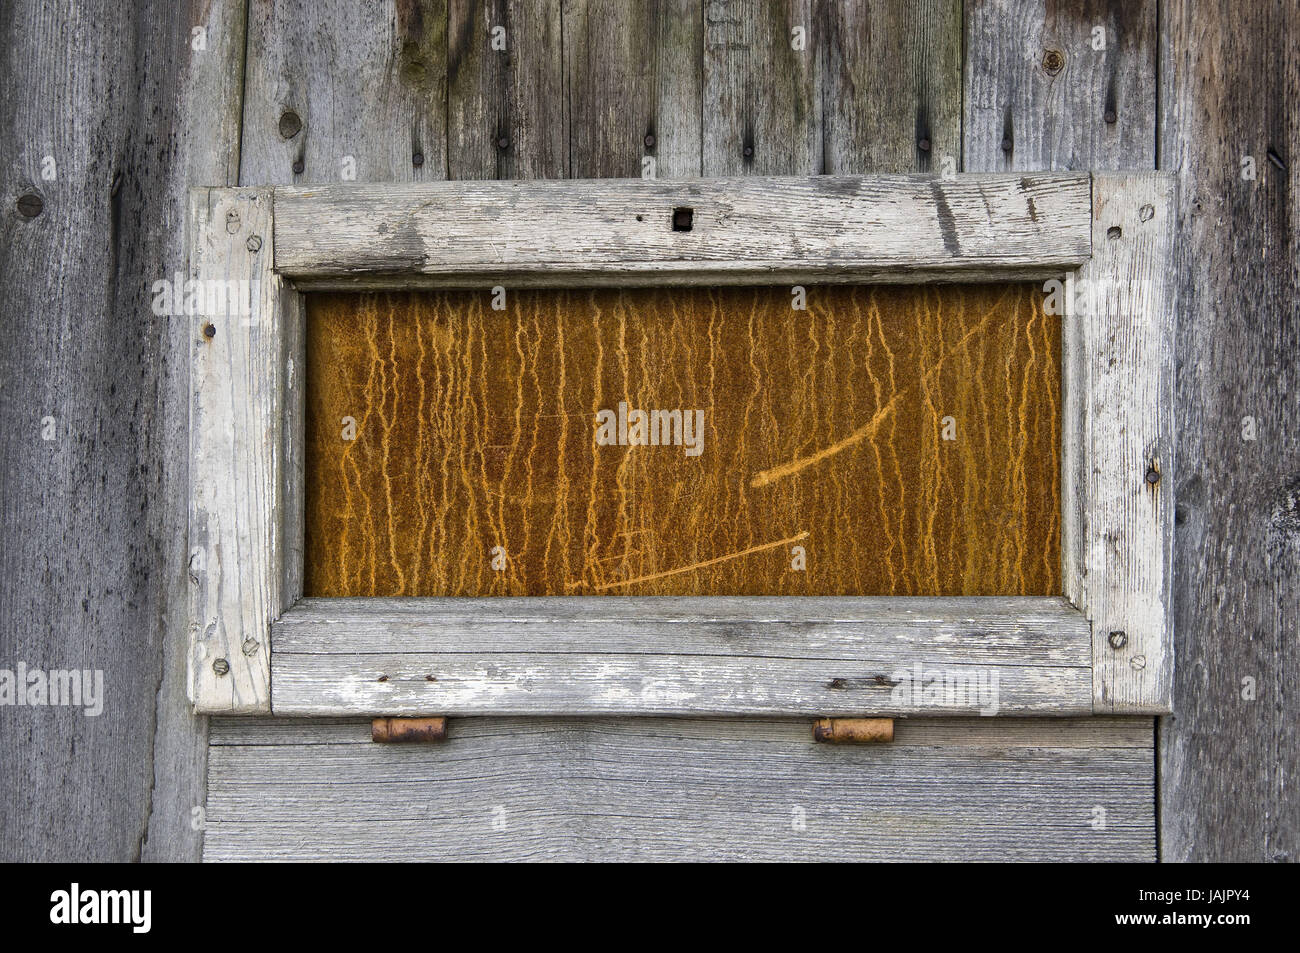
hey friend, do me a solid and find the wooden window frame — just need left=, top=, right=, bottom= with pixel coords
left=185, top=172, right=1174, bottom=718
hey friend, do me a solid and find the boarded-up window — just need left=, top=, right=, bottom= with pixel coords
left=304, top=285, right=1059, bottom=597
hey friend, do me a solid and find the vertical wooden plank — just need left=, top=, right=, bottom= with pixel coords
left=1073, top=173, right=1175, bottom=714
left=0, top=0, right=244, bottom=860
left=188, top=188, right=286, bottom=714
left=565, top=0, right=704, bottom=178
left=822, top=0, right=963, bottom=174
left=241, top=0, right=449, bottom=184
left=146, top=0, right=249, bottom=863
left=447, top=0, right=566, bottom=179
left=1159, top=0, right=1300, bottom=862
left=702, top=0, right=820, bottom=175
left=964, top=0, right=1157, bottom=172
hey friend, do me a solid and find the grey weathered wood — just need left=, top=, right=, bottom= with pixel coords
left=241, top=0, right=450, bottom=185
left=1158, top=0, right=1300, bottom=862
left=1063, top=173, right=1175, bottom=713
left=964, top=0, right=1157, bottom=172
left=447, top=0, right=566, bottom=180
left=271, top=173, right=1093, bottom=286
left=566, top=1, right=704, bottom=179
left=823, top=0, right=963, bottom=174
left=188, top=188, right=296, bottom=714
left=270, top=596, right=1092, bottom=716
left=211, top=712, right=1157, bottom=748
left=702, top=0, right=820, bottom=176
left=0, top=0, right=245, bottom=861
left=204, top=715, right=1155, bottom=861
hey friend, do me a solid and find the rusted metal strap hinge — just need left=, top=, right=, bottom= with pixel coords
left=372, top=716, right=447, bottom=743
left=813, top=717, right=894, bottom=744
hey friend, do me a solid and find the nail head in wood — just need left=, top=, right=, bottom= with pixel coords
left=371, top=716, right=447, bottom=743
left=813, top=717, right=894, bottom=744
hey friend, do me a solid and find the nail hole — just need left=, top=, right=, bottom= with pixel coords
left=412, top=152, right=425, bottom=167
left=497, top=136, right=510, bottom=151
left=635, top=214, right=643, bottom=221
left=377, top=674, right=389, bottom=682
left=1107, top=226, right=1122, bottom=240
left=292, top=158, right=305, bottom=175
left=672, top=207, right=693, bottom=232
left=1103, top=108, right=1117, bottom=124
left=917, top=138, right=931, bottom=153
left=1000, top=137, right=1013, bottom=153
left=644, top=133, right=656, bottom=149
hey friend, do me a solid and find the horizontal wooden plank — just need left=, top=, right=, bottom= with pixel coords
left=210, top=714, right=1156, bottom=748
left=270, top=596, right=1092, bottom=716
left=204, top=715, right=1154, bottom=861
left=270, top=174, right=1093, bottom=287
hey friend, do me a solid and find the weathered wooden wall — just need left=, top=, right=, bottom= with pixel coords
left=0, top=0, right=1293, bottom=861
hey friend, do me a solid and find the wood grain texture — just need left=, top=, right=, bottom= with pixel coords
left=270, top=596, right=1092, bottom=716
left=703, top=0, right=820, bottom=176
left=1070, top=173, right=1176, bottom=714
left=303, top=284, right=1061, bottom=597
left=822, top=0, right=963, bottom=174
left=964, top=0, right=1157, bottom=172
left=1158, top=0, right=1300, bottom=862
left=271, top=174, right=1094, bottom=286
left=0, top=0, right=245, bottom=861
left=204, top=715, right=1155, bottom=861
left=241, top=0, right=450, bottom=185
left=188, top=188, right=291, bottom=714
left=448, top=0, right=567, bottom=180
left=566, top=1, right=704, bottom=178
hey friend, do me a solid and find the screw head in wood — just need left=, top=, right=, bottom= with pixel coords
left=292, top=158, right=305, bottom=175
left=644, top=133, right=656, bottom=149
left=212, top=658, right=230, bottom=676
left=246, top=235, right=262, bottom=253
left=412, top=151, right=424, bottom=167
left=1103, top=108, right=1117, bottom=124
left=16, top=193, right=43, bottom=217
left=1145, top=467, right=1161, bottom=485
left=497, top=136, right=510, bottom=151
left=917, top=138, right=931, bottom=152
left=202, top=323, right=216, bottom=339
left=1000, top=137, right=1013, bottom=153
left=1108, top=631, right=1128, bottom=650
